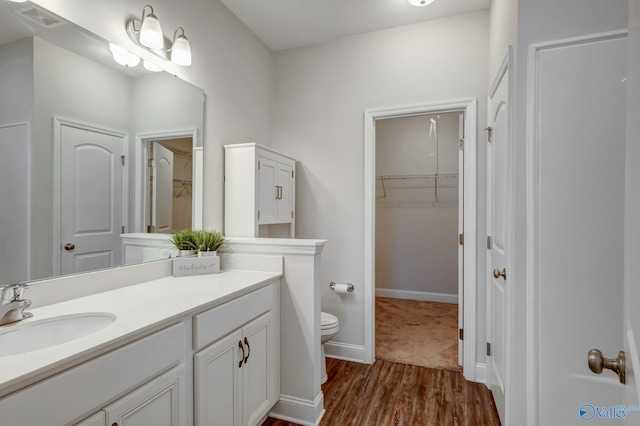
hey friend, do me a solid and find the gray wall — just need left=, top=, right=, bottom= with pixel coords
left=375, top=113, right=459, bottom=299
left=273, top=10, right=489, bottom=354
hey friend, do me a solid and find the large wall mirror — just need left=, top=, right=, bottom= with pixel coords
left=0, top=1, right=205, bottom=286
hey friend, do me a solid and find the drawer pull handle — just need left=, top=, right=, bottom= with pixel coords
left=244, top=337, right=250, bottom=364
left=238, top=340, right=245, bottom=368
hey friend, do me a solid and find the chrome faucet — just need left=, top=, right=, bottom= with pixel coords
left=0, top=284, right=33, bottom=326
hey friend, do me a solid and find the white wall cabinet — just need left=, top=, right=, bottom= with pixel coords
left=224, top=143, right=296, bottom=238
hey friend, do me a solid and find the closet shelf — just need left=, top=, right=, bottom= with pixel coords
left=376, top=173, right=458, bottom=200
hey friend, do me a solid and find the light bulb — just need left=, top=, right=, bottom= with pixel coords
left=170, top=28, right=191, bottom=66
left=139, top=6, right=164, bottom=49
left=109, top=43, right=140, bottom=67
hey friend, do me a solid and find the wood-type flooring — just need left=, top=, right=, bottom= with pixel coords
left=262, top=358, right=501, bottom=426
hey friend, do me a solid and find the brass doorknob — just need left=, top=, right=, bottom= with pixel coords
left=588, top=348, right=625, bottom=384
left=493, top=268, right=506, bottom=280
left=64, top=243, right=75, bottom=251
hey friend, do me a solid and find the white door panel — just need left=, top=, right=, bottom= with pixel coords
left=152, top=143, right=174, bottom=234
left=487, top=50, right=511, bottom=424
left=60, top=123, right=125, bottom=275
left=535, top=35, right=626, bottom=424
left=624, top=0, right=640, bottom=409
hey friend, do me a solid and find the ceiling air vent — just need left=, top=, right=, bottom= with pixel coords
left=15, top=5, right=66, bottom=29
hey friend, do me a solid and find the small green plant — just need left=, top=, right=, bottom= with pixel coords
left=196, top=229, right=225, bottom=252
left=170, top=229, right=198, bottom=251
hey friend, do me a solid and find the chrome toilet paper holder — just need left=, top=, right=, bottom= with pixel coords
left=329, top=282, right=354, bottom=292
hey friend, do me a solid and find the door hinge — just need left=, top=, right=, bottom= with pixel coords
left=258, top=160, right=261, bottom=170
left=121, top=155, right=125, bottom=166
left=459, top=329, right=464, bottom=340
left=487, top=236, right=493, bottom=250
left=148, top=159, right=155, bottom=168
left=257, top=210, right=260, bottom=220
left=292, top=170, right=294, bottom=178
left=147, top=225, right=155, bottom=233
left=291, top=211, right=294, bottom=219
left=459, top=138, right=464, bottom=150
left=487, top=342, right=492, bottom=356
left=121, top=226, right=125, bottom=234
left=459, top=234, right=464, bottom=246
left=485, top=126, right=493, bottom=143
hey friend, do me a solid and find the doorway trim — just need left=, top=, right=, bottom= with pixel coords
left=133, top=128, right=202, bottom=233
left=364, top=98, right=478, bottom=380
left=52, top=117, right=128, bottom=276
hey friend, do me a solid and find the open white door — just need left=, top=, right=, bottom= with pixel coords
left=59, top=121, right=125, bottom=275
left=486, top=48, right=512, bottom=424
left=151, top=143, right=174, bottom=234
left=457, top=112, right=464, bottom=367
left=623, top=0, right=640, bottom=410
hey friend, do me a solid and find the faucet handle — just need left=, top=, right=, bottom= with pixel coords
left=0, top=283, right=30, bottom=302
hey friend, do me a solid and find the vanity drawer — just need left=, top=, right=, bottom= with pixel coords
left=193, top=282, right=274, bottom=350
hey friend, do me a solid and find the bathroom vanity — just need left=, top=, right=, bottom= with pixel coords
left=0, top=257, right=281, bottom=426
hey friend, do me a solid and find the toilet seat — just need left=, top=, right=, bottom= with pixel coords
left=321, top=312, right=338, bottom=329
left=321, top=312, right=339, bottom=336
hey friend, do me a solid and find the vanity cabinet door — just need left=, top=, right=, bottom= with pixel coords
left=275, top=161, right=293, bottom=224
left=194, top=330, right=243, bottom=426
left=242, top=312, right=276, bottom=426
left=74, top=412, right=106, bottom=426
left=104, top=364, right=187, bottom=426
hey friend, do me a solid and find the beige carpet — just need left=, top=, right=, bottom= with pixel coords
left=375, top=297, right=462, bottom=372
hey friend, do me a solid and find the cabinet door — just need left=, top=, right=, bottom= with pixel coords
left=74, top=412, right=105, bottom=426
left=242, top=312, right=275, bottom=426
left=275, top=162, right=293, bottom=224
left=257, top=157, right=277, bottom=225
left=104, top=364, right=187, bottom=426
left=195, top=330, right=243, bottom=426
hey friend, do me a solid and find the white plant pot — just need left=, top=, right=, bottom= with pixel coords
left=178, top=249, right=197, bottom=257
left=197, top=250, right=217, bottom=257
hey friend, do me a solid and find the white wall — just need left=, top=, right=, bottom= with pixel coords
left=375, top=113, right=459, bottom=299
left=31, top=0, right=275, bottom=232
left=273, top=11, right=489, bottom=358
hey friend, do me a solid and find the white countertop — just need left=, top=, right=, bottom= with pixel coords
left=0, top=269, right=281, bottom=397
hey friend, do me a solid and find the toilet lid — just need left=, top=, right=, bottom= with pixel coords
left=321, top=312, right=338, bottom=328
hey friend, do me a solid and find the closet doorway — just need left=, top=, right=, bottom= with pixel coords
left=375, top=112, right=461, bottom=371
left=364, top=99, right=477, bottom=380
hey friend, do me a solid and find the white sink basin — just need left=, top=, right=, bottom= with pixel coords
left=0, top=312, right=116, bottom=357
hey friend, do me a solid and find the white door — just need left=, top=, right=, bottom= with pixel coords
left=276, top=162, right=293, bottom=223
left=151, top=143, right=174, bottom=234
left=486, top=53, right=511, bottom=424
left=258, top=156, right=277, bottom=224
left=60, top=123, right=125, bottom=275
left=242, top=313, right=274, bottom=426
left=533, top=34, right=627, bottom=424
left=457, top=113, right=464, bottom=367
left=623, top=0, right=640, bottom=411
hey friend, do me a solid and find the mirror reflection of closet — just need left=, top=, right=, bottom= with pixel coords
left=147, top=138, right=193, bottom=234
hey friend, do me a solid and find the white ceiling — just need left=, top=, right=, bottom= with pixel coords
left=220, top=0, right=492, bottom=51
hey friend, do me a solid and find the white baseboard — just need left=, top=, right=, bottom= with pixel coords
left=375, top=288, right=458, bottom=304
left=324, top=341, right=366, bottom=363
left=474, top=362, right=487, bottom=384
left=269, top=392, right=325, bottom=426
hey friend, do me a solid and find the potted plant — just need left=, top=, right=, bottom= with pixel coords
left=195, top=229, right=225, bottom=257
left=170, top=229, right=198, bottom=256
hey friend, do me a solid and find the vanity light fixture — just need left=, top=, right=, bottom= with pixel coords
left=143, top=60, right=163, bottom=72
left=8, top=0, right=28, bottom=3
left=126, top=4, right=192, bottom=67
left=109, top=43, right=140, bottom=67
left=408, top=0, right=435, bottom=6
left=169, top=28, right=192, bottom=66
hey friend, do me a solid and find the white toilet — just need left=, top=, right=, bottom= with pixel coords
left=320, top=311, right=340, bottom=384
